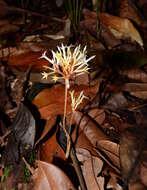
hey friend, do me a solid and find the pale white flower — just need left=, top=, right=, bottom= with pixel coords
left=70, top=90, right=88, bottom=111
left=41, top=44, right=95, bottom=88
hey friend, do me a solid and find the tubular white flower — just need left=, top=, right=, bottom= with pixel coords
left=40, top=44, right=95, bottom=87
left=70, top=90, right=89, bottom=111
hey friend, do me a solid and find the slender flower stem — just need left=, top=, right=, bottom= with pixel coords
left=63, top=79, right=68, bottom=130
left=63, top=78, right=71, bottom=158
left=69, top=111, right=74, bottom=135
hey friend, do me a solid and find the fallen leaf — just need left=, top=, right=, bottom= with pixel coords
left=123, top=83, right=147, bottom=92
left=83, top=10, right=143, bottom=46
left=140, top=161, right=147, bottom=187
left=0, top=24, right=19, bottom=35
left=88, top=108, right=105, bottom=125
left=76, top=148, right=104, bottom=190
left=119, top=0, right=143, bottom=25
left=120, top=127, right=146, bottom=185
left=0, top=0, right=9, bottom=18
left=119, top=68, right=147, bottom=83
left=35, top=116, right=57, bottom=146
left=2, top=103, right=36, bottom=165
left=39, top=128, right=65, bottom=163
left=107, top=171, right=123, bottom=190
left=34, top=160, right=75, bottom=190
left=33, top=84, right=99, bottom=120
left=73, top=111, right=109, bottom=147
left=97, top=140, right=120, bottom=169
left=129, top=181, right=146, bottom=190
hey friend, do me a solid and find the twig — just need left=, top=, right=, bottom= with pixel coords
left=70, top=145, right=87, bottom=190
left=2, top=4, right=65, bottom=23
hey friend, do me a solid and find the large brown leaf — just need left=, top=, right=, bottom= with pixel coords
left=119, top=0, right=143, bottom=25
left=76, top=148, right=104, bottom=190
left=39, top=129, right=65, bottom=163
left=120, top=69, right=147, bottom=83
left=82, top=10, right=143, bottom=47
left=98, top=140, right=120, bottom=169
left=73, top=111, right=109, bottom=147
left=33, top=84, right=99, bottom=120
left=34, top=160, right=75, bottom=190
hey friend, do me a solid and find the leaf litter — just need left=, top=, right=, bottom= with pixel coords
left=0, top=0, right=147, bottom=189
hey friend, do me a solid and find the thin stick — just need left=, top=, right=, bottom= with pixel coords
left=70, top=146, right=87, bottom=190
left=2, top=4, right=65, bottom=23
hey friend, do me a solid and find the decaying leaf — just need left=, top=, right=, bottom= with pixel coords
left=73, top=111, right=109, bottom=147
left=106, top=171, right=123, bottom=190
left=119, top=0, right=143, bottom=25
left=39, top=128, right=65, bottom=163
left=2, top=103, right=36, bottom=165
left=140, top=160, right=147, bottom=187
left=33, top=84, right=98, bottom=120
left=35, top=116, right=56, bottom=146
left=0, top=24, right=19, bottom=35
left=34, top=160, right=76, bottom=190
left=0, top=0, right=9, bottom=18
left=88, top=108, right=105, bottom=125
left=120, top=127, right=146, bottom=186
left=119, top=68, right=147, bottom=83
left=76, top=148, right=104, bottom=190
left=129, top=181, right=146, bottom=190
left=97, top=140, right=120, bottom=169
left=83, top=10, right=143, bottom=46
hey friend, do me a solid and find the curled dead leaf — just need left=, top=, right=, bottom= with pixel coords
left=97, top=140, right=120, bottom=169
left=73, top=111, right=109, bottom=147
left=39, top=129, right=65, bottom=163
left=120, top=69, right=147, bottom=83
left=76, top=148, right=104, bottom=190
left=34, top=160, right=75, bottom=190
left=83, top=10, right=143, bottom=46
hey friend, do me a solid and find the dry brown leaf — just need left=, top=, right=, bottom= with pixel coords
left=35, top=116, right=57, bottom=146
left=119, top=0, right=143, bottom=25
left=39, top=129, right=65, bottom=163
left=73, top=130, right=99, bottom=156
left=8, top=50, right=48, bottom=71
left=34, top=160, right=75, bottom=190
left=82, top=10, right=143, bottom=46
left=0, top=24, right=19, bottom=35
left=120, top=128, right=145, bottom=184
left=73, top=111, right=109, bottom=147
left=140, top=162, right=147, bottom=187
left=88, top=108, right=105, bottom=125
left=0, top=0, right=9, bottom=18
left=129, top=181, right=146, bottom=190
left=99, top=13, right=143, bottom=46
left=0, top=42, right=50, bottom=71
left=97, top=140, right=120, bottom=169
left=107, top=171, right=123, bottom=190
left=76, top=148, right=104, bottom=190
left=123, top=83, right=147, bottom=91
left=129, top=91, right=147, bottom=100
left=0, top=19, right=9, bottom=26
left=120, top=69, right=147, bottom=83
left=80, top=18, right=121, bottom=48
left=33, top=84, right=99, bottom=120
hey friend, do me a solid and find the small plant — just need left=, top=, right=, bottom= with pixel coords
left=64, top=0, right=83, bottom=33
left=41, top=44, right=95, bottom=157
left=0, top=165, right=13, bottom=189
